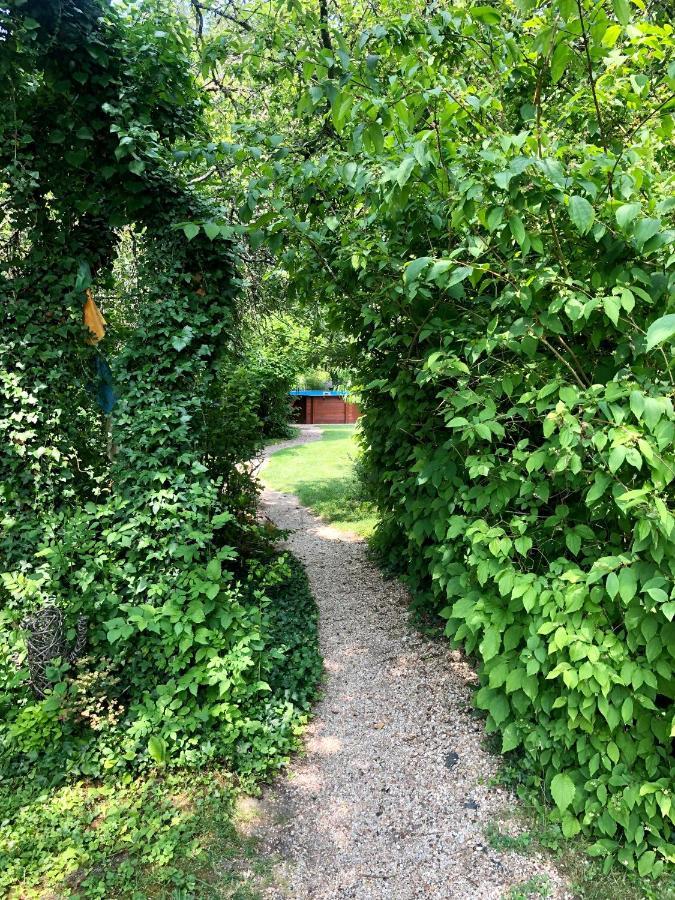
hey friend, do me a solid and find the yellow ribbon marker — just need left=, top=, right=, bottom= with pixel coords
left=83, top=288, right=106, bottom=344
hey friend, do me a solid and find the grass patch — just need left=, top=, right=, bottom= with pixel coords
left=263, top=425, right=377, bottom=537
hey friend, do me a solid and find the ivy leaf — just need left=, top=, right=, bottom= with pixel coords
left=128, top=159, right=145, bottom=176
left=645, top=314, right=675, bottom=351
left=75, top=260, right=92, bottom=293
left=550, top=772, right=576, bottom=811
left=183, top=223, right=200, bottom=241
left=568, top=196, right=594, bottom=234
left=171, top=326, right=193, bottom=352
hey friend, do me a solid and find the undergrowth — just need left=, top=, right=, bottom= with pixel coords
left=0, top=554, right=321, bottom=898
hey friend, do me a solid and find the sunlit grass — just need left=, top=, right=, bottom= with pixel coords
left=263, top=425, right=377, bottom=538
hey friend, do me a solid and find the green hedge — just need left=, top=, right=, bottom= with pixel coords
left=220, top=0, right=675, bottom=875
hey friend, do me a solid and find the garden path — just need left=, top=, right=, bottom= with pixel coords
left=249, top=428, right=570, bottom=900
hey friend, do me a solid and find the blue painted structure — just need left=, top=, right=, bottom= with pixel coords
left=290, top=389, right=347, bottom=397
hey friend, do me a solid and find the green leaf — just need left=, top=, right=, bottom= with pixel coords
left=75, top=260, right=92, bottom=293
left=509, top=215, right=526, bottom=246
left=602, top=24, right=622, bottom=47
left=396, top=156, right=415, bottom=188
left=206, top=558, right=222, bottom=581
left=404, top=257, right=432, bottom=285
left=171, top=326, right=193, bottom=352
left=565, top=531, right=581, bottom=556
left=203, top=222, right=221, bottom=240
left=615, top=202, right=641, bottom=230
left=480, top=626, right=501, bottom=661
left=568, top=196, right=594, bottom=234
left=128, top=159, right=145, bottom=176
left=612, top=0, right=631, bottom=25
left=447, top=266, right=473, bottom=287
left=637, top=850, right=656, bottom=877
left=501, top=722, right=520, bottom=752
left=608, top=446, right=626, bottom=472
left=183, top=223, right=200, bottom=241
left=550, top=42, right=570, bottom=83
left=618, top=566, right=637, bottom=603
left=550, top=772, right=576, bottom=811
left=148, top=735, right=167, bottom=765
left=645, top=314, right=675, bottom=352
left=470, top=5, right=501, bottom=24
left=634, top=218, right=661, bottom=248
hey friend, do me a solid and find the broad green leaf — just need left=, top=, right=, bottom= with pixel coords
left=634, top=218, right=661, bottom=247
left=501, top=722, right=520, bottom=752
left=645, top=314, right=675, bottom=351
left=396, top=156, right=415, bottom=188
left=206, top=558, right=222, bottom=581
left=183, top=223, right=200, bottom=241
left=615, top=202, right=641, bottom=230
left=637, top=851, right=656, bottom=877
left=148, top=735, right=167, bottom=765
left=470, top=5, right=501, bottom=24
left=447, top=265, right=473, bottom=286
left=613, top=0, right=631, bottom=24
left=618, top=566, right=637, bottom=602
left=565, top=531, right=581, bottom=556
left=203, top=222, right=221, bottom=240
left=602, top=24, right=622, bottom=47
left=509, top=214, right=526, bottom=246
left=404, top=257, right=432, bottom=285
left=550, top=772, right=576, bottom=811
left=586, top=472, right=612, bottom=506
left=568, top=195, right=594, bottom=234
left=480, top=626, right=501, bottom=660
left=550, top=42, right=570, bottom=83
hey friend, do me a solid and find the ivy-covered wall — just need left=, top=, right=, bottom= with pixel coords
left=0, top=0, right=318, bottom=786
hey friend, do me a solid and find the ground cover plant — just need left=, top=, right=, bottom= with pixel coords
left=192, top=0, right=675, bottom=881
left=264, top=426, right=377, bottom=537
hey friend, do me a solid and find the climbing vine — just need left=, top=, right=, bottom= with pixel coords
left=0, top=0, right=319, bottom=798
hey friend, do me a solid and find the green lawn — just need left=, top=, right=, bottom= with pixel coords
left=263, top=425, right=377, bottom=538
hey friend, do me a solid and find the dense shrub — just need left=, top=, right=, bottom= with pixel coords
left=0, top=0, right=319, bottom=797
left=209, top=0, right=675, bottom=875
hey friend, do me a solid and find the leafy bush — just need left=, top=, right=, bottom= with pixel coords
left=0, top=555, right=320, bottom=896
left=0, top=0, right=320, bottom=797
left=206, top=0, right=675, bottom=875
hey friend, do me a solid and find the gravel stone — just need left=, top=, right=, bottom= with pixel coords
left=252, top=428, right=571, bottom=899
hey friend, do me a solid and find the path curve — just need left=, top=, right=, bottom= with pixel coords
left=252, top=428, right=569, bottom=900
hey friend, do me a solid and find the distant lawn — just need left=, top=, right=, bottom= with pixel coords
left=263, top=425, right=377, bottom=538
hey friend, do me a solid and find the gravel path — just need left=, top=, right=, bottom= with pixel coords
left=251, top=428, right=570, bottom=900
